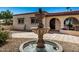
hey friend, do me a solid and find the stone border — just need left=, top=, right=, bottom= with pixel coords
left=19, top=40, right=63, bottom=52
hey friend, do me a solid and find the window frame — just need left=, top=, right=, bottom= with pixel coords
left=17, top=18, right=24, bottom=24
left=31, top=17, right=39, bottom=24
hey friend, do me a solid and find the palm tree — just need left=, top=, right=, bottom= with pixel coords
left=66, top=7, right=73, bottom=30
left=66, top=7, right=70, bottom=12
left=66, top=7, right=72, bottom=12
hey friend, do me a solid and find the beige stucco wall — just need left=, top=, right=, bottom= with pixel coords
left=45, top=15, right=79, bottom=30
left=13, top=14, right=35, bottom=30
left=13, top=13, right=79, bottom=30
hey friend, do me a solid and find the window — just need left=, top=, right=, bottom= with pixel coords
left=31, top=17, right=39, bottom=24
left=18, top=18, right=24, bottom=24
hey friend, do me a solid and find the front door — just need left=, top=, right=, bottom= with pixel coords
left=50, top=19, right=55, bottom=29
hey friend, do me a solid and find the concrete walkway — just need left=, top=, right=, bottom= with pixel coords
left=44, top=33, right=79, bottom=44
left=11, top=32, right=38, bottom=38
left=11, top=31, right=79, bottom=44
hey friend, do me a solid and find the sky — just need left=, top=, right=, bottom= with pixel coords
left=0, top=7, right=79, bottom=15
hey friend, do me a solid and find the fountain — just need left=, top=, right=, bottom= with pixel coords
left=19, top=8, right=63, bottom=52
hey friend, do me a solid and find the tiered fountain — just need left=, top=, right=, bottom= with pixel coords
left=19, top=8, right=63, bottom=52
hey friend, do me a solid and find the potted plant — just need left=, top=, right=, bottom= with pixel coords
left=67, top=20, right=73, bottom=30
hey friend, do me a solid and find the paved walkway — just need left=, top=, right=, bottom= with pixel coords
left=11, top=31, right=79, bottom=44
left=44, top=33, right=79, bottom=44
left=11, top=32, right=38, bottom=38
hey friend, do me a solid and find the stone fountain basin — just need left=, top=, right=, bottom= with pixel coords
left=19, top=40, right=63, bottom=52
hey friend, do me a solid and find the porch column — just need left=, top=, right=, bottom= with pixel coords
left=60, top=19, right=64, bottom=29
left=42, top=17, right=46, bottom=28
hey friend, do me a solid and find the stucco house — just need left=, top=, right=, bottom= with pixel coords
left=12, top=10, right=79, bottom=31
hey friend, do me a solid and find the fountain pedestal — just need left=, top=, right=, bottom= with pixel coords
left=32, top=28, right=49, bottom=48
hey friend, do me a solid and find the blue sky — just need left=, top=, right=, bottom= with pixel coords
left=0, top=7, right=79, bottom=15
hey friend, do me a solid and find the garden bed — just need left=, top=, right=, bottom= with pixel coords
left=0, top=38, right=31, bottom=52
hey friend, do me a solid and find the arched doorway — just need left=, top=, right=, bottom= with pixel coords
left=64, top=17, right=79, bottom=30
left=50, top=18, right=61, bottom=30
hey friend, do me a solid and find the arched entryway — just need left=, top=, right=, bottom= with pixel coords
left=64, top=17, right=79, bottom=30
left=50, top=18, right=61, bottom=30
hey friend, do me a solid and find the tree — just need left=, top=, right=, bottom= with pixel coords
left=38, top=8, right=43, bottom=14
left=1, top=10, right=13, bottom=25
left=66, top=7, right=72, bottom=12
left=0, top=12, right=3, bottom=19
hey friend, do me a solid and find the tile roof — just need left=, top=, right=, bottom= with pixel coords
left=13, top=12, right=36, bottom=16
left=13, top=11, right=47, bottom=16
left=14, top=10, right=79, bottom=16
left=46, top=11, right=79, bottom=16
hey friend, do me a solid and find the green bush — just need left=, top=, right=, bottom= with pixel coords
left=0, top=31, right=9, bottom=45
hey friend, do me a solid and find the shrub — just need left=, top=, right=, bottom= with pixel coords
left=0, top=31, right=9, bottom=46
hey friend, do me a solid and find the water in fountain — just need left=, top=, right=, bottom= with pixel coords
left=23, top=41, right=59, bottom=52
